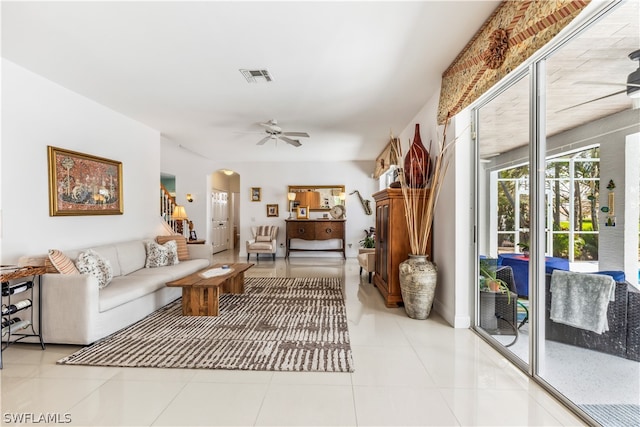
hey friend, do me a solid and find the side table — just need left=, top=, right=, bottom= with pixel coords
left=1, top=266, right=46, bottom=369
left=187, top=239, right=206, bottom=245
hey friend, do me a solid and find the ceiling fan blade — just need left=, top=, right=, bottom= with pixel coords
left=259, top=120, right=281, bottom=132
left=256, top=136, right=271, bottom=145
left=555, top=89, right=627, bottom=113
left=283, top=132, right=310, bottom=137
left=280, top=136, right=302, bottom=147
left=575, top=81, right=640, bottom=88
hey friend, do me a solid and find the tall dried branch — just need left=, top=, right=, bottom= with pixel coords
left=391, top=120, right=458, bottom=256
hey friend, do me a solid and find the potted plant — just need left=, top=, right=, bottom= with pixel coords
left=359, top=228, right=375, bottom=248
left=517, top=242, right=530, bottom=257
left=479, top=258, right=511, bottom=304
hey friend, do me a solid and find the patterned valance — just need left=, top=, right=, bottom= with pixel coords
left=437, top=0, right=590, bottom=124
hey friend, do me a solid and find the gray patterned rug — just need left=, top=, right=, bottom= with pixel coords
left=58, top=277, right=353, bottom=372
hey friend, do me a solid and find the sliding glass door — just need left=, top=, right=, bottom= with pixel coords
left=476, top=73, right=531, bottom=365
left=473, top=1, right=639, bottom=424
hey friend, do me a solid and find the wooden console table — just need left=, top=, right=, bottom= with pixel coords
left=285, top=219, right=346, bottom=259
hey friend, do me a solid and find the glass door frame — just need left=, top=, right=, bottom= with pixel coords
left=470, top=1, right=626, bottom=423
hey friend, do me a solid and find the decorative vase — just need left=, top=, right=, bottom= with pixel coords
left=399, top=254, right=437, bottom=319
left=403, top=124, right=431, bottom=188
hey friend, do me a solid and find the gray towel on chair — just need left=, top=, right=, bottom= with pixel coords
left=550, top=270, right=615, bottom=334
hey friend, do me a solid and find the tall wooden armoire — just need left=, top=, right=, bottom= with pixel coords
left=372, top=188, right=432, bottom=307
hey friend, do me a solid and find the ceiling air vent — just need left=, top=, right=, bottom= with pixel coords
left=239, top=69, right=273, bottom=83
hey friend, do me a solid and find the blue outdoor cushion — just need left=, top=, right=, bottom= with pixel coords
left=591, top=270, right=625, bottom=282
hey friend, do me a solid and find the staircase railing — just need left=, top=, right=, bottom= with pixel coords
left=160, top=184, right=186, bottom=237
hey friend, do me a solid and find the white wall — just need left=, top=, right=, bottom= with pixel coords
left=1, top=60, right=163, bottom=264
left=161, top=138, right=377, bottom=259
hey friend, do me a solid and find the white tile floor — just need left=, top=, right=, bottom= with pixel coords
left=0, top=255, right=586, bottom=426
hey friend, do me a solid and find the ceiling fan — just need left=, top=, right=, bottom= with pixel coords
left=558, top=49, right=640, bottom=112
left=256, top=119, right=310, bottom=147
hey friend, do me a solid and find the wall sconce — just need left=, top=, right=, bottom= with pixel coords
left=605, top=179, right=616, bottom=227
left=287, top=192, right=296, bottom=219
left=186, top=193, right=194, bottom=203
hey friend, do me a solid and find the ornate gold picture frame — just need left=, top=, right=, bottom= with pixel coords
left=266, top=204, right=279, bottom=217
left=296, top=206, right=309, bottom=219
left=250, top=187, right=261, bottom=202
left=48, top=146, right=123, bottom=216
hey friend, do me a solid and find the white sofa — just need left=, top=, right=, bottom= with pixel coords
left=38, top=239, right=212, bottom=345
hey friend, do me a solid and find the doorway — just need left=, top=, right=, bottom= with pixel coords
left=210, top=170, right=240, bottom=255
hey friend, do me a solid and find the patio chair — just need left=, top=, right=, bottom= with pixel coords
left=496, top=265, right=529, bottom=329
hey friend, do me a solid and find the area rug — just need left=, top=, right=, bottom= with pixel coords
left=578, top=404, right=640, bottom=427
left=58, top=277, right=353, bottom=372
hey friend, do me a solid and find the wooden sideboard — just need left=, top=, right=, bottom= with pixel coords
left=372, top=188, right=432, bottom=307
left=285, top=219, right=346, bottom=259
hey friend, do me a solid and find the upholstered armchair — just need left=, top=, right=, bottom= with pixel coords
left=246, top=225, right=279, bottom=262
left=357, top=248, right=376, bottom=283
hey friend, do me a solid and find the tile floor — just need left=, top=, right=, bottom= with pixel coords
left=0, top=254, right=586, bottom=426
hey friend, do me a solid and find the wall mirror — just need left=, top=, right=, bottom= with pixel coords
left=287, top=185, right=345, bottom=211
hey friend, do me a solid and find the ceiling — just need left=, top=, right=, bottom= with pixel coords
left=478, top=0, right=640, bottom=158
left=1, top=1, right=502, bottom=163
left=4, top=2, right=638, bottom=165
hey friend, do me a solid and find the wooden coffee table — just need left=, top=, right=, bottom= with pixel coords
left=166, top=263, right=254, bottom=316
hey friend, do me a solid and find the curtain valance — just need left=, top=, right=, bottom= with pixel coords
left=437, top=0, right=590, bottom=124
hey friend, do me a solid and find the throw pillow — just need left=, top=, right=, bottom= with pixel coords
left=75, top=249, right=113, bottom=289
left=145, top=240, right=180, bottom=268
left=256, top=235, right=271, bottom=242
left=155, top=235, right=189, bottom=261
left=48, top=249, right=80, bottom=275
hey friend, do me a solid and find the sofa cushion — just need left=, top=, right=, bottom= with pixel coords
left=99, top=258, right=210, bottom=312
left=116, top=240, right=147, bottom=275
left=76, top=249, right=114, bottom=289
left=48, top=249, right=80, bottom=274
left=248, top=242, right=274, bottom=250
left=131, top=258, right=210, bottom=282
left=145, top=240, right=179, bottom=268
left=99, top=274, right=170, bottom=312
left=156, top=235, right=190, bottom=261
left=91, top=244, right=122, bottom=277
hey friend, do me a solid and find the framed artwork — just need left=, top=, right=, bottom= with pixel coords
left=266, top=204, right=279, bottom=217
left=189, top=231, right=198, bottom=241
left=296, top=206, right=310, bottom=219
left=251, top=187, right=261, bottom=202
left=47, top=146, right=123, bottom=216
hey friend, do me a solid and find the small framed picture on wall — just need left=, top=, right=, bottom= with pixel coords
left=266, top=204, right=279, bottom=217
left=251, top=187, right=261, bottom=202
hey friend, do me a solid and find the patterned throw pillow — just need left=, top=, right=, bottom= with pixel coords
left=47, top=249, right=80, bottom=274
left=75, top=249, right=113, bottom=289
left=155, top=236, right=189, bottom=261
left=145, top=240, right=180, bottom=268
